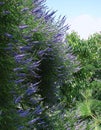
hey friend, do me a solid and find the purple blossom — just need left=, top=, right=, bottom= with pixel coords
left=18, top=126, right=25, bottom=130
left=15, top=54, right=26, bottom=61
left=14, top=67, right=23, bottom=72
left=53, top=33, right=63, bottom=42
left=34, top=75, right=41, bottom=79
left=4, top=47, right=13, bottom=51
left=61, top=16, right=66, bottom=24
left=57, top=16, right=66, bottom=27
left=31, top=70, right=41, bottom=79
left=74, top=66, right=81, bottom=72
left=6, top=43, right=13, bottom=50
left=21, top=7, right=29, bottom=12
left=20, top=46, right=32, bottom=51
left=28, top=61, right=40, bottom=70
left=46, top=47, right=53, bottom=52
left=58, top=66, right=65, bottom=69
left=30, top=98, right=38, bottom=104
left=34, top=0, right=45, bottom=4
left=15, top=79, right=25, bottom=84
left=18, top=109, right=30, bottom=117
left=5, top=33, right=13, bottom=38
left=54, top=33, right=63, bottom=38
left=0, top=2, right=5, bottom=5
left=29, top=63, right=39, bottom=69
left=44, top=11, right=56, bottom=21
left=31, top=81, right=41, bottom=87
left=19, top=25, right=28, bottom=29
left=32, top=5, right=44, bottom=19
left=21, top=58, right=32, bottom=64
left=29, top=41, right=42, bottom=46
left=36, top=13, right=44, bottom=19
left=31, top=28, right=38, bottom=32
left=23, top=35, right=31, bottom=39
left=25, top=86, right=38, bottom=96
left=32, top=7, right=42, bottom=14
left=67, top=53, right=75, bottom=60
left=34, top=105, right=43, bottom=115
left=25, top=38, right=33, bottom=42
left=3, top=11, right=10, bottom=14
left=38, top=48, right=53, bottom=57
left=30, top=70, right=39, bottom=76
left=28, top=117, right=39, bottom=125
left=34, top=0, right=46, bottom=6
left=38, top=50, right=45, bottom=56
left=8, top=43, right=13, bottom=46
left=58, top=74, right=64, bottom=77
left=16, top=73, right=26, bottom=77
left=15, top=95, right=23, bottom=104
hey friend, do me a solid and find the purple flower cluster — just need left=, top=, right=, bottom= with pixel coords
left=15, top=79, right=25, bottom=84
left=19, top=25, right=28, bottom=29
left=13, top=0, right=76, bottom=129
left=25, top=85, right=38, bottom=96
left=3, top=10, right=10, bottom=14
left=19, top=46, right=32, bottom=52
left=15, top=95, right=23, bottom=104
left=18, top=109, right=30, bottom=117
left=5, top=33, right=13, bottom=38
left=44, top=11, right=56, bottom=22
left=0, top=2, right=5, bottom=5
left=28, top=117, right=40, bottom=125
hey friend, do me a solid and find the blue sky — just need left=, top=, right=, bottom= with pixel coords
left=46, top=0, right=101, bottom=39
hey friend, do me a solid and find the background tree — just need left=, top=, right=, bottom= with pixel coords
left=61, top=32, right=101, bottom=129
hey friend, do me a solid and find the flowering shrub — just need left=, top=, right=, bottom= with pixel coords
left=0, top=0, right=79, bottom=129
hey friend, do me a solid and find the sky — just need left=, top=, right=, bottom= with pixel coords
left=46, top=0, right=101, bottom=39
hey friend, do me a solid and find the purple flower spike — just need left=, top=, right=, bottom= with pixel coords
left=67, top=53, right=75, bottom=60
left=15, top=54, right=26, bottom=60
left=34, top=105, right=43, bottom=115
left=19, top=25, right=28, bottom=29
left=18, top=109, right=30, bottom=117
left=61, top=16, right=66, bottom=25
left=22, top=58, right=32, bottom=64
left=5, top=33, right=13, bottom=38
left=21, top=7, right=29, bottom=12
left=32, top=7, right=42, bottom=14
left=28, top=117, right=39, bottom=125
left=34, top=0, right=45, bottom=5
left=20, top=46, right=32, bottom=51
left=26, top=86, right=38, bottom=96
left=46, top=47, right=53, bottom=52
left=16, top=73, right=26, bottom=77
left=14, top=67, right=23, bottom=72
left=31, top=81, right=41, bottom=87
left=15, top=95, right=23, bottom=104
left=38, top=50, right=45, bottom=57
left=44, top=11, right=56, bottom=21
left=28, top=61, right=40, bottom=70
left=15, top=79, right=25, bottom=84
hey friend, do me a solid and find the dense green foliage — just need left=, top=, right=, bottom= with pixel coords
left=0, top=0, right=101, bottom=130
left=0, top=1, right=22, bottom=129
